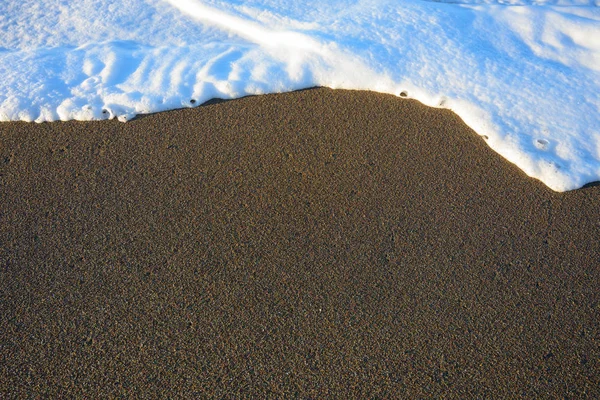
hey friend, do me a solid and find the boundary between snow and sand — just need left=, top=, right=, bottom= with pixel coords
left=1, top=0, right=599, bottom=191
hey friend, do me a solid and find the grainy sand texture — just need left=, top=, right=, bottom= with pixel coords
left=1, top=88, right=599, bottom=397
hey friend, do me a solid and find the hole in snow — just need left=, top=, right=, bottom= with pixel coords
left=399, top=91, right=408, bottom=98
left=547, top=161, right=561, bottom=170
left=535, top=139, right=549, bottom=150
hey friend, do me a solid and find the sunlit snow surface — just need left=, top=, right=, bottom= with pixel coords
left=1, top=0, right=599, bottom=190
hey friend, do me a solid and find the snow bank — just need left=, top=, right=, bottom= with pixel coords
left=1, top=0, right=599, bottom=190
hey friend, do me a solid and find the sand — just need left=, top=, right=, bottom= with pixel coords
left=1, top=88, right=599, bottom=397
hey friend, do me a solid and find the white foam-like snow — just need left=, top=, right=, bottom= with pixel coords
left=1, top=0, right=599, bottom=191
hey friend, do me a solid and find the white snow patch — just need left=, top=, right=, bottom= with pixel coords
left=1, top=0, right=599, bottom=191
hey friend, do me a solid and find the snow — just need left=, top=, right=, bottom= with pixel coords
left=1, top=0, right=599, bottom=191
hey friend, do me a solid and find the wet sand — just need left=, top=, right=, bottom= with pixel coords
left=1, top=88, right=599, bottom=397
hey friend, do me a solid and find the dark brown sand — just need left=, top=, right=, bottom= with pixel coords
left=1, top=88, right=599, bottom=397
